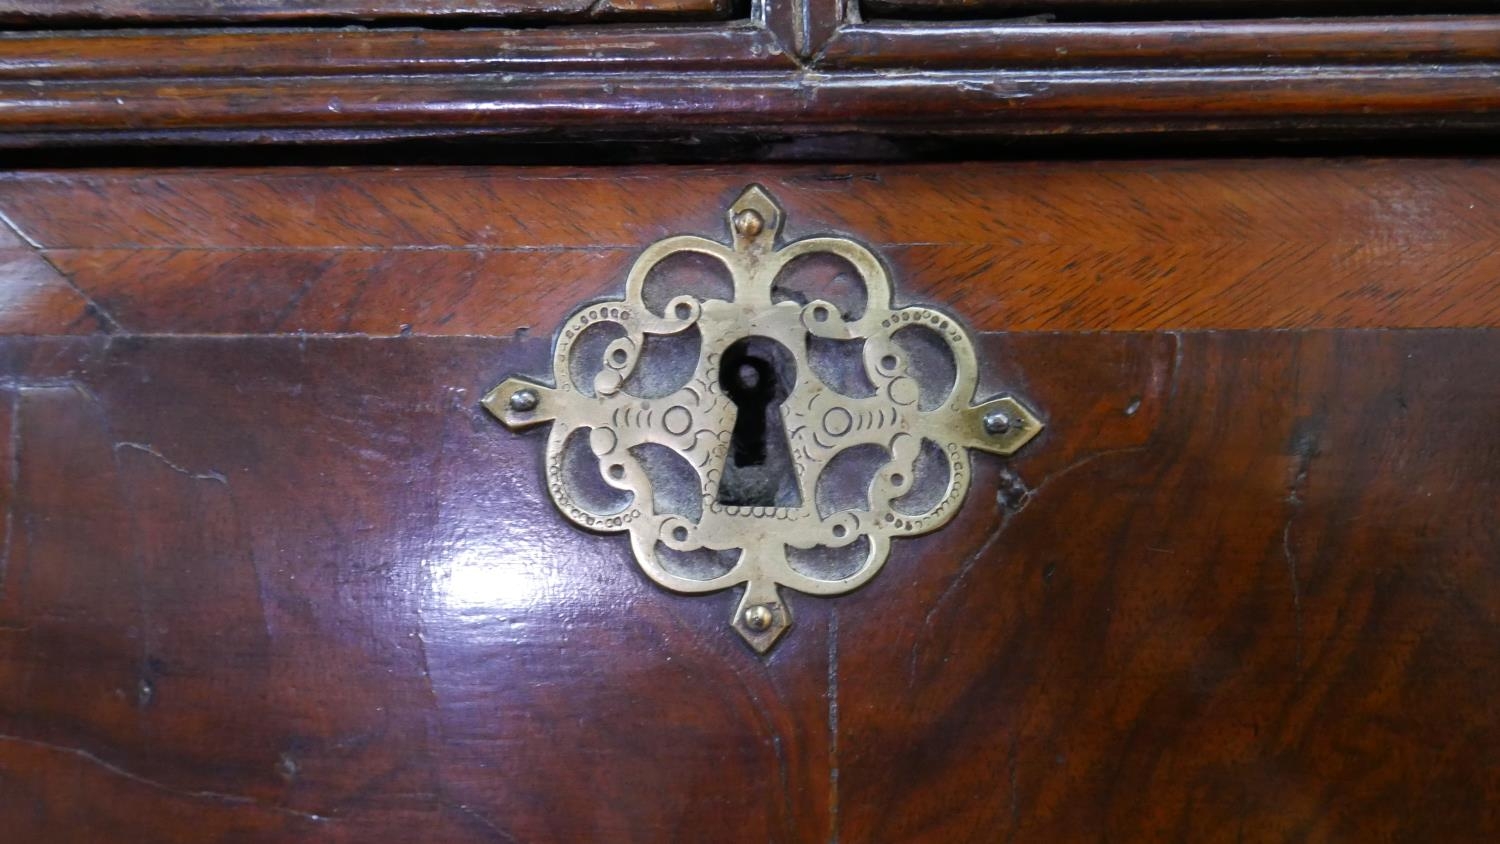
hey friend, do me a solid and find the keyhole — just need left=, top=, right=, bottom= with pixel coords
left=725, top=357, right=773, bottom=466
left=717, top=337, right=802, bottom=508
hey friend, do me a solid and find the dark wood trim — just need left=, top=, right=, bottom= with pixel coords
left=6, top=17, right=1491, bottom=80
left=0, top=25, right=794, bottom=80
left=805, top=0, right=853, bottom=59
left=1, top=13, right=1499, bottom=146
left=861, top=0, right=1499, bottom=19
left=759, top=0, right=848, bottom=60
left=0, top=0, right=734, bottom=26
left=817, top=17, right=1500, bottom=68
left=1, top=66, right=1497, bottom=138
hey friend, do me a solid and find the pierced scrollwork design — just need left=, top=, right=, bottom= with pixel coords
left=484, top=185, right=1043, bottom=652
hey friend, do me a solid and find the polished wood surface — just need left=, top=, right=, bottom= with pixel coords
left=862, top=0, right=1497, bottom=19
left=0, top=26, right=791, bottom=80
left=818, top=17, right=1500, bottom=69
left=8, top=66, right=1500, bottom=148
left=0, top=0, right=730, bottom=25
left=3, top=160, right=1500, bottom=335
left=1, top=163, right=1499, bottom=841
left=3, top=5, right=1500, bottom=146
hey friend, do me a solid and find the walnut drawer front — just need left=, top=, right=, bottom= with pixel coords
left=1, top=161, right=1498, bottom=842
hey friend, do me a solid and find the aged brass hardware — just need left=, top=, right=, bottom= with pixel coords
left=483, top=186, right=1043, bottom=653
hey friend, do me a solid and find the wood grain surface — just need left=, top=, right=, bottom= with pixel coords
left=2, top=4, right=1499, bottom=146
left=6, top=65, right=1500, bottom=145
left=862, top=0, right=1498, bottom=18
left=0, top=26, right=792, bottom=81
left=1, top=163, right=1499, bottom=841
left=0, top=0, right=731, bottom=25
left=3, top=160, right=1500, bottom=336
left=1, top=329, right=1497, bottom=842
left=817, top=17, right=1500, bottom=69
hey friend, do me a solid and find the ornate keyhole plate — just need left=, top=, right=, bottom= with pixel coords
left=484, top=186, right=1043, bottom=652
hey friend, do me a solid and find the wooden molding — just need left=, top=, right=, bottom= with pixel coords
left=0, top=0, right=735, bottom=25
left=816, top=17, right=1500, bottom=68
left=861, top=0, right=1498, bottom=18
left=0, top=10, right=1498, bottom=146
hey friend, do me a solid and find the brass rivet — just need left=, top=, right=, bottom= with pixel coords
left=510, top=389, right=540, bottom=412
left=743, top=604, right=774, bottom=632
left=733, top=210, right=764, bottom=238
left=983, top=410, right=1013, bottom=435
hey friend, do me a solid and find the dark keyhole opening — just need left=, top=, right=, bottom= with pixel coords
left=717, top=337, right=802, bottom=508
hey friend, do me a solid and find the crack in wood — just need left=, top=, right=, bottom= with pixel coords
left=0, top=734, right=331, bottom=823
left=113, top=441, right=229, bottom=486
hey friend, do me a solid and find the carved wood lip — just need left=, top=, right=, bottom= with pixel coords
left=814, top=16, right=1500, bottom=69
left=3, top=67, right=1498, bottom=132
left=1, top=10, right=1499, bottom=145
left=0, top=24, right=793, bottom=80
left=0, top=0, right=738, bottom=27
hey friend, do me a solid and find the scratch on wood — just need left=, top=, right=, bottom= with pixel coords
left=1, top=390, right=18, bottom=593
left=113, top=442, right=229, bottom=485
left=452, top=802, right=522, bottom=844
left=827, top=606, right=840, bottom=844
left=910, top=444, right=1149, bottom=684
left=1008, top=730, right=1019, bottom=825
left=69, top=381, right=105, bottom=409
left=0, top=733, right=330, bottom=823
left=1282, top=517, right=1303, bottom=669
left=413, top=624, right=440, bottom=716
left=241, top=497, right=275, bottom=645
left=910, top=509, right=1008, bottom=684
left=269, top=274, right=320, bottom=330
left=1167, top=330, right=1186, bottom=407
left=1284, top=428, right=1317, bottom=670
left=1, top=383, right=104, bottom=592
left=771, top=731, right=794, bottom=839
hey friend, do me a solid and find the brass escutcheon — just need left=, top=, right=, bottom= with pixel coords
left=484, top=186, right=1043, bottom=652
